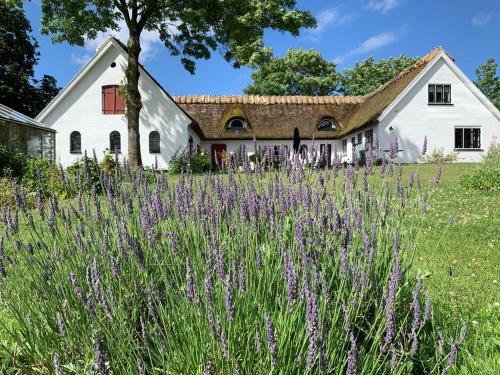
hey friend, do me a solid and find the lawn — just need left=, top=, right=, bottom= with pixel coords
left=0, top=162, right=498, bottom=374
left=407, top=164, right=499, bottom=374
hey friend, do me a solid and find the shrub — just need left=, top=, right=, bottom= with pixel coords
left=190, top=149, right=210, bottom=173
left=0, top=156, right=464, bottom=374
left=460, top=143, right=500, bottom=191
left=420, top=148, right=459, bottom=164
left=0, top=146, right=27, bottom=178
left=22, top=157, right=67, bottom=199
left=168, top=149, right=190, bottom=174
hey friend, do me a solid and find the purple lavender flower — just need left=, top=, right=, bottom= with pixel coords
left=185, top=257, right=199, bottom=304
left=56, top=312, right=66, bottom=337
left=223, top=274, right=234, bottom=321
left=53, top=354, right=63, bottom=375
left=422, top=135, right=428, bottom=155
left=95, top=335, right=109, bottom=375
left=423, top=290, right=431, bottom=325
left=346, top=332, right=359, bottom=375
left=255, top=328, right=263, bottom=352
left=306, top=290, right=319, bottom=370
left=137, top=359, right=146, bottom=375
left=443, top=339, right=457, bottom=373
left=437, top=330, right=445, bottom=354
left=264, top=312, right=278, bottom=366
left=459, top=321, right=467, bottom=344
left=216, top=315, right=229, bottom=361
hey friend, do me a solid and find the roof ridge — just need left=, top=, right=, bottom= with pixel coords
left=363, top=46, right=447, bottom=100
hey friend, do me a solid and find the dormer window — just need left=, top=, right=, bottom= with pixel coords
left=226, top=117, right=247, bottom=131
left=318, top=117, right=338, bottom=131
left=428, top=84, right=451, bottom=104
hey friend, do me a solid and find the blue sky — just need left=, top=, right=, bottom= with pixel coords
left=25, top=0, right=500, bottom=95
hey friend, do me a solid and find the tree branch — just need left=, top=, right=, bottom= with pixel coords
left=114, top=0, right=130, bottom=26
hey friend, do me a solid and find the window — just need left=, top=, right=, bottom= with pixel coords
left=110, top=131, right=121, bottom=153
left=351, top=137, right=356, bottom=149
left=342, top=139, right=348, bottom=154
left=428, top=84, right=451, bottom=104
left=455, top=127, right=481, bottom=149
left=226, top=117, right=247, bottom=130
left=299, top=144, right=308, bottom=156
left=318, top=117, right=338, bottom=131
left=102, top=85, right=126, bottom=114
left=365, top=129, right=373, bottom=149
left=70, top=131, right=81, bottom=153
left=149, top=131, right=160, bottom=154
left=357, top=133, right=362, bottom=144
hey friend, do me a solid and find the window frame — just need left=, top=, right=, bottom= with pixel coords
left=226, top=117, right=247, bottom=131
left=342, top=139, right=348, bottom=154
left=454, top=126, right=482, bottom=150
left=318, top=117, right=338, bottom=131
left=70, top=131, right=82, bottom=154
left=149, top=131, right=160, bottom=154
left=428, top=84, right=452, bottom=105
left=109, top=131, right=121, bottom=153
left=364, top=129, right=374, bottom=150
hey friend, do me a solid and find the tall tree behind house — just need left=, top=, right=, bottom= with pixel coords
left=0, top=3, right=60, bottom=118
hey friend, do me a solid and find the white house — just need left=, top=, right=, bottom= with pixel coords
left=36, top=37, right=201, bottom=168
left=37, top=39, right=500, bottom=167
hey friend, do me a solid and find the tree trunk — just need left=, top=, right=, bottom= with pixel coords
left=126, top=27, right=143, bottom=169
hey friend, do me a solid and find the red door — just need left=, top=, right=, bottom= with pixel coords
left=211, top=144, right=227, bottom=167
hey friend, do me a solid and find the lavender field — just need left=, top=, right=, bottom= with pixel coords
left=0, top=149, right=485, bottom=374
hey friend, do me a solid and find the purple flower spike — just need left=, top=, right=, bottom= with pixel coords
left=264, top=312, right=278, bottom=367
left=422, top=135, right=427, bottom=155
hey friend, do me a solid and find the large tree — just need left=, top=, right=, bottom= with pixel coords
left=244, top=48, right=338, bottom=96
left=24, top=0, right=315, bottom=168
left=474, top=58, right=500, bottom=110
left=0, top=2, right=60, bottom=117
left=338, top=55, right=418, bottom=96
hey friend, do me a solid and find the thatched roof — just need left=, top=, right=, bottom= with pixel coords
left=175, top=47, right=446, bottom=140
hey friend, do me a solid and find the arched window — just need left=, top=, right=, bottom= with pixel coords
left=70, top=131, right=81, bottom=153
left=226, top=117, right=247, bottom=130
left=110, top=131, right=121, bottom=153
left=318, top=117, right=338, bottom=131
left=149, top=131, right=160, bottom=154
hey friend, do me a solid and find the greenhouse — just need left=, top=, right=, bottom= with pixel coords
left=0, top=103, right=56, bottom=161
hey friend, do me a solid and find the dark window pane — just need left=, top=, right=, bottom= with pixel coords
left=428, top=85, right=435, bottom=103
left=357, top=133, right=362, bottom=143
left=70, top=131, right=81, bottom=153
left=149, top=131, right=160, bottom=153
left=436, top=85, right=443, bottom=103
left=455, top=128, right=463, bottom=148
left=443, top=85, right=451, bottom=103
left=463, top=128, right=472, bottom=148
left=472, top=128, right=481, bottom=148
left=110, top=131, right=121, bottom=153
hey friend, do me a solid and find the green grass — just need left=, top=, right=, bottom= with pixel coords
left=407, top=164, right=500, bottom=374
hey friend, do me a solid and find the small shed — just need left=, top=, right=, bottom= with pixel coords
left=0, top=103, right=56, bottom=161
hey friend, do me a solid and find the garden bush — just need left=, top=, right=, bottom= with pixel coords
left=0, top=154, right=465, bottom=374
left=169, top=149, right=211, bottom=174
left=460, top=143, right=500, bottom=191
left=0, top=146, right=27, bottom=178
left=420, top=148, right=459, bottom=164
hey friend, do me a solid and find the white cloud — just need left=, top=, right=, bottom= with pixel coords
left=307, top=8, right=356, bottom=40
left=471, top=12, right=492, bottom=26
left=366, top=0, right=401, bottom=14
left=334, top=31, right=398, bottom=64
left=72, top=19, right=161, bottom=65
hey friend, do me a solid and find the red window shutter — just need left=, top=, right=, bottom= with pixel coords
left=102, top=86, right=116, bottom=114
left=114, top=86, right=126, bottom=114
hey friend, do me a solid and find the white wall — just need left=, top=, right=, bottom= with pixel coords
left=378, top=56, right=500, bottom=163
left=39, top=42, right=192, bottom=168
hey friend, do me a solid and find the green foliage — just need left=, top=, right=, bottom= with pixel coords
left=22, top=157, right=66, bottom=198
left=168, top=149, right=191, bottom=175
left=190, top=149, right=210, bottom=173
left=0, top=178, right=16, bottom=207
left=0, top=2, right=60, bottom=117
left=169, top=149, right=210, bottom=174
left=339, top=55, right=418, bottom=96
left=474, top=58, right=500, bottom=110
left=460, top=143, right=500, bottom=191
left=244, top=48, right=338, bottom=95
left=0, top=145, right=27, bottom=178
left=420, top=148, right=459, bottom=164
